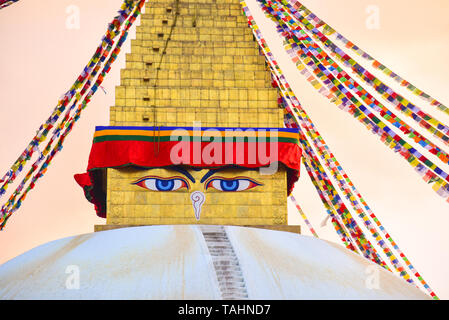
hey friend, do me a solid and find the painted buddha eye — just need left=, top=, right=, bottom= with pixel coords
left=205, top=176, right=261, bottom=192
left=133, top=176, right=189, bottom=191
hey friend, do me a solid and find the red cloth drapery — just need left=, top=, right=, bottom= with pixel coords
left=75, top=126, right=302, bottom=217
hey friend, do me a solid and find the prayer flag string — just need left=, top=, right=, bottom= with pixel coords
left=240, top=0, right=438, bottom=299
left=242, top=3, right=388, bottom=268
left=259, top=0, right=449, bottom=206
left=258, top=0, right=439, bottom=298
left=0, top=0, right=18, bottom=10
left=0, top=0, right=140, bottom=200
left=276, top=0, right=449, bottom=146
left=289, top=195, right=319, bottom=238
left=0, top=0, right=146, bottom=229
left=279, top=76, right=396, bottom=272
left=288, top=0, right=449, bottom=116
left=273, top=9, right=449, bottom=165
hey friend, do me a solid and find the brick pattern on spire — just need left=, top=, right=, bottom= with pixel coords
left=110, top=0, right=283, bottom=127
left=102, top=0, right=291, bottom=228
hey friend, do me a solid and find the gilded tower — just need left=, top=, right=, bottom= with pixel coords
left=87, top=0, right=300, bottom=231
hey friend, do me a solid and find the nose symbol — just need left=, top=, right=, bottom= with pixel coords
left=190, top=191, right=205, bottom=221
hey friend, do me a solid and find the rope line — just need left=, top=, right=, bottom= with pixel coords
left=289, top=0, right=449, bottom=116
left=241, top=0, right=438, bottom=299
left=0, top=0, right=18, bottom=10
left=0, top=0, right=146, bottom=229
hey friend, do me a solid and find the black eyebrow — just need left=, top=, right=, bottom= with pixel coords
left=171, top=167, right=196, bottom=183
left=201, top=168, right=224, bottom=183
left=171, top=166, right=259, bottom=184
left=171, top=167, right=222, bottom=183
left=200, top=166, right=261, bottom=183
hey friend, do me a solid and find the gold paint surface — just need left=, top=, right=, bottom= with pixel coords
left=110, top=0, right=282, bottom=128
left=107, top=166, right=287, bottom=225
left=106, top=0, right=288, bottom=226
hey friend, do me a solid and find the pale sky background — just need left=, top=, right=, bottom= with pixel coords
left=0, top=0, right=448, bottom=299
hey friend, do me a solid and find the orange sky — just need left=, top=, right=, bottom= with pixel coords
left=0, top=0, right=448, bottom=299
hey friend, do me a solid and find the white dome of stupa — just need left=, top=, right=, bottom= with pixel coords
left=0, top=225, right=429, bottom=299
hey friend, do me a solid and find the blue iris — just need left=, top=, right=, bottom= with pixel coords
left=156, top=179, right=175, bottom=191
left=220, top=180, right=239, bottom=191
